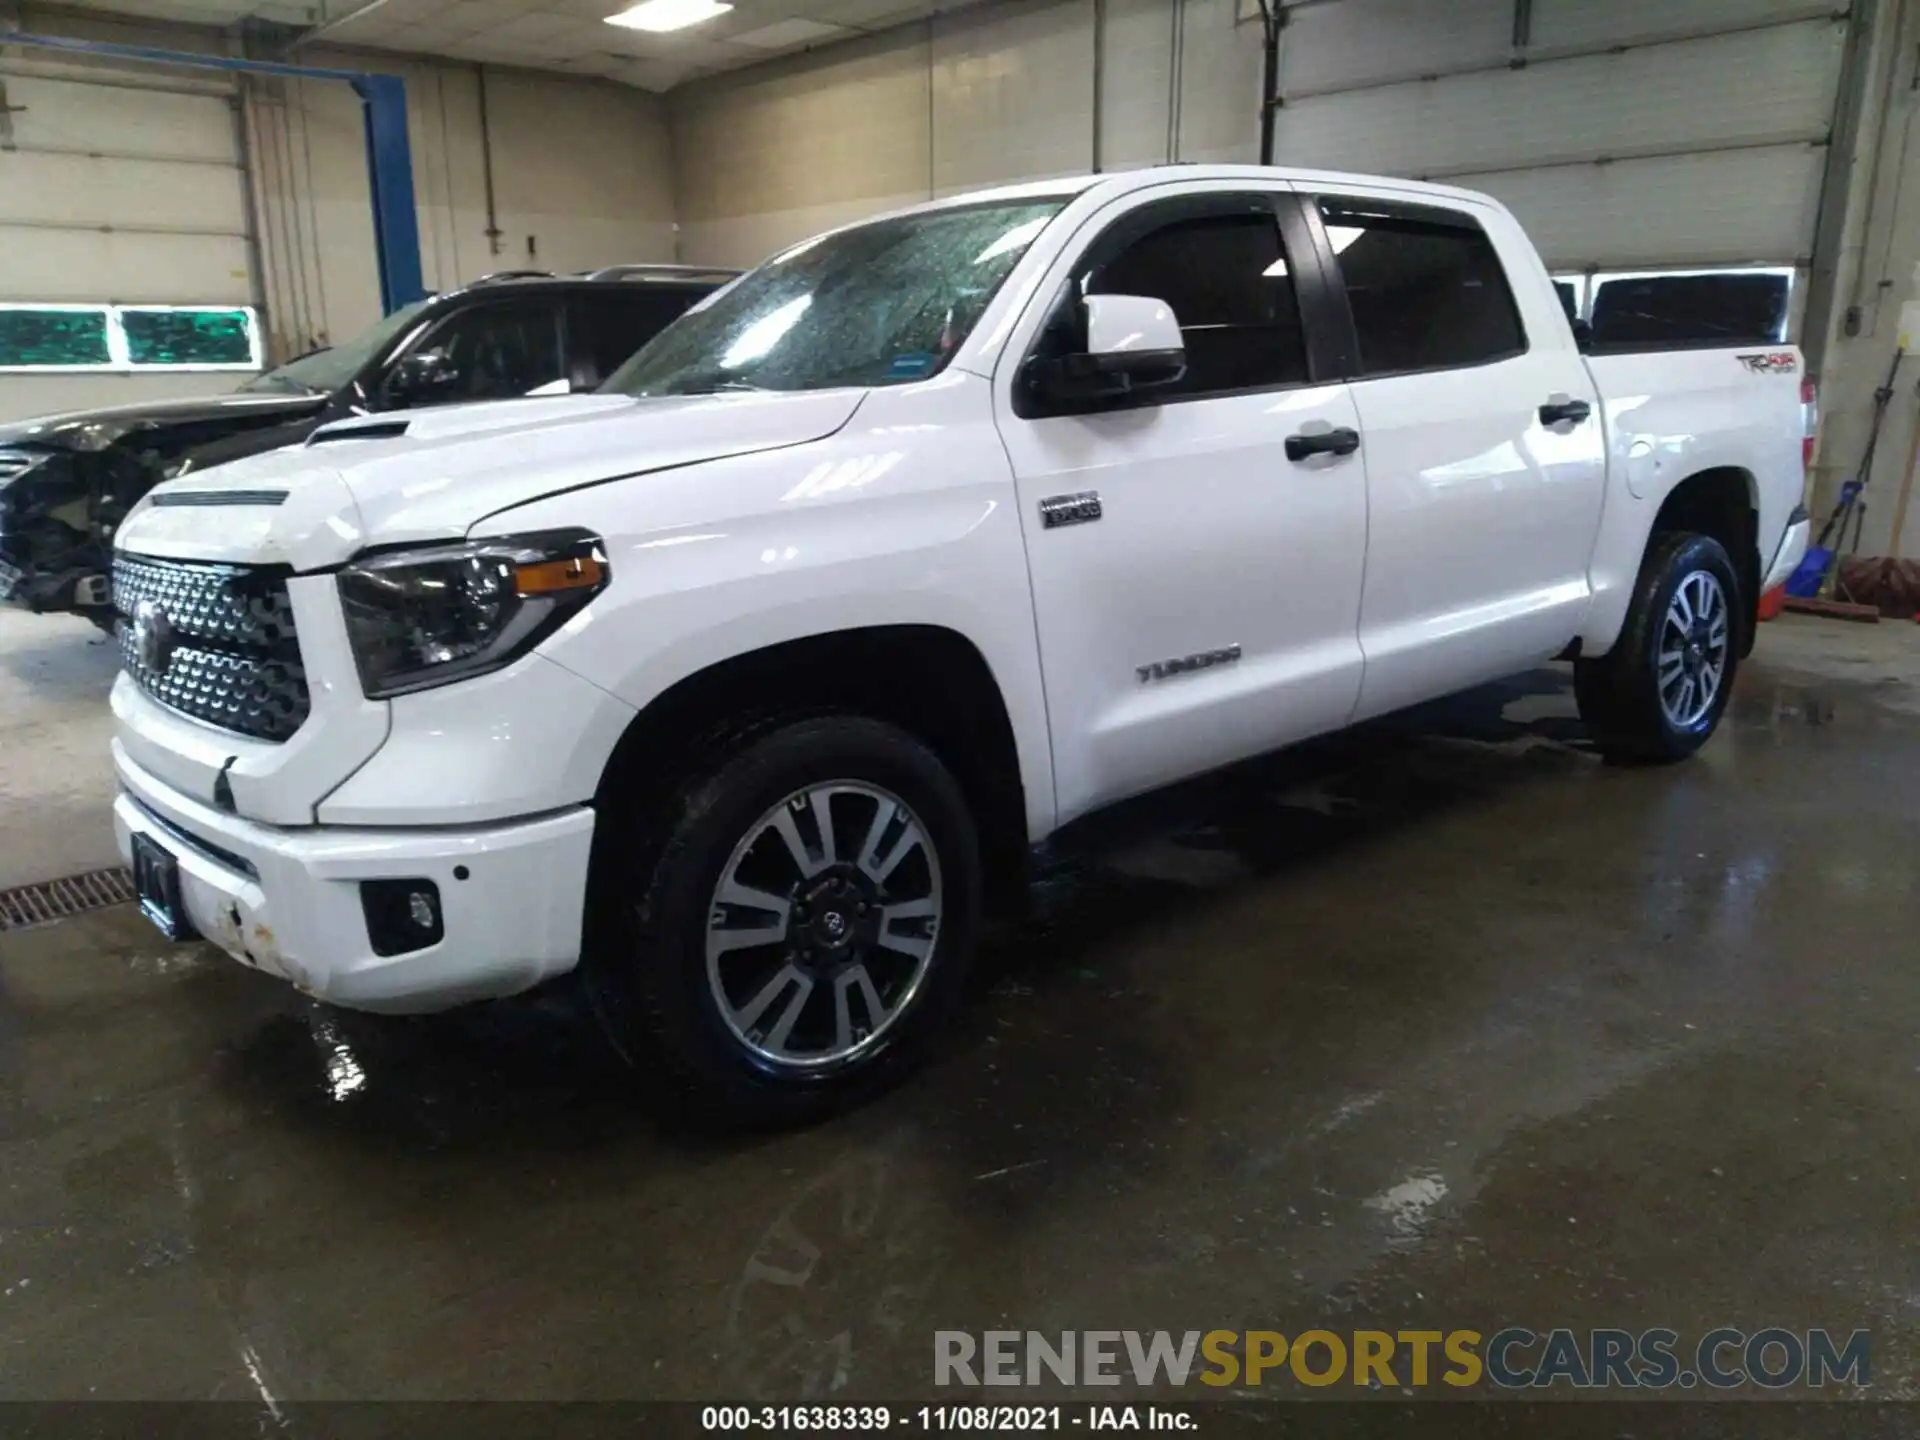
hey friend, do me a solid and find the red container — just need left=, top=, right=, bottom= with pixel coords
left=1757, top=584, right=1787, bottom=622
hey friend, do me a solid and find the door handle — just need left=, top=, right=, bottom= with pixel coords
left=1539, top=396, right=1592, bottom=426
left=1285, top=425, right=1361, bottom=461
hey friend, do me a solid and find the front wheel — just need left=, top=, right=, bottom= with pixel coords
left=1575, top=531, right=1741, bottom=762
left=592, top=715, right=981, bottom=1126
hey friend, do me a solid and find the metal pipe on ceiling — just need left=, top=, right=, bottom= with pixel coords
left=476, top=62, right=502, bottom=257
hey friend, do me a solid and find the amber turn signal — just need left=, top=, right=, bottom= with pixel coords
left=514, top=555, right=606, bottom=595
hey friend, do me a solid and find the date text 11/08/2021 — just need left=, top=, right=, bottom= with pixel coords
left=701, top=1407, right=1184, bottom=1430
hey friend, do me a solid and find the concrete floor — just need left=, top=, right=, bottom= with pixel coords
left=0, top=607, right=120, bottom=889
left=1, top=615, right=1918, bottom=1409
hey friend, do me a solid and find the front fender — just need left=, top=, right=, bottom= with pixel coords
left=485, top=377, right=1057, bottom=839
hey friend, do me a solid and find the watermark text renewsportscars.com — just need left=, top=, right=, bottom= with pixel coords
left=934, top=1328, right=1872, bottom=1391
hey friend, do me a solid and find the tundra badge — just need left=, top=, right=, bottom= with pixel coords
left=1039, top=491, right=1103, bottom=529
left=1137, top=644, right=1242, bottom=684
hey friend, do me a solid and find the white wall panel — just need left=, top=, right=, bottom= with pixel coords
left=0, top=150, right=246, bottom=234
left=678, top=192, right=935, bottom=271
left=1097, top=0, right=1178, bottom=170
left=1474, top=145, right=1826, bottom=268
left=1532, top=0, right=1833, bottom=50
left=2, top=72, right=234, bottom=160
left=1274, top=20, right=1845, bottom=180
left=1276, top=0, right=1510, bottom=94
left=0, top=371, right=250, bottom=421
left=0, top=232, right=253, bottom=306
left=1172, top=0, right=1263, bottom=164
left=931, top=0, right=1094, bottom=194
left=669, top=0, right=1258, bottom=262
left=672, top=26, right=935, bottom=258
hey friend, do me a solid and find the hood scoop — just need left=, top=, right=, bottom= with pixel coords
left=309, top=418, right=410, bottom=445
left=149, top=488, right=290, bottom=508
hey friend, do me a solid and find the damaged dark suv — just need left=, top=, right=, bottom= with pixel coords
left=0, top=265, right=733, bottom=626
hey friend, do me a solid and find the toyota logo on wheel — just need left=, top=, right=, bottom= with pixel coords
left=131, top=599, right=176, bottom=675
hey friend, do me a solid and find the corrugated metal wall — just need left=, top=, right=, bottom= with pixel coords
left=1270, top=0, right=1849, bottom=268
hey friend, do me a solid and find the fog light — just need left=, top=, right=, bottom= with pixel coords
left=361, top=879, right=444, bottom=957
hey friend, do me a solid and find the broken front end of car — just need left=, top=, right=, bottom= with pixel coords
left=0, top=446, right=130, bottom=625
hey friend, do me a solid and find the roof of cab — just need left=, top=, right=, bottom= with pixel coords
left=879, top=163, right=1502, bottom=221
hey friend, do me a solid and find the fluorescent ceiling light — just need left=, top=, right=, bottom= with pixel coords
left=604, top=0, right=732, bottom=33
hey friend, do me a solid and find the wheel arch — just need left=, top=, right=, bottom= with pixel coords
left=591, top=624, right=1033, bottom=914
left=1649, top=466, right=1762, bottom=654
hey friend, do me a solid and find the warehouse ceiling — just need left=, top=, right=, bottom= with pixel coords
left=45, top=0, right=996, bottom=90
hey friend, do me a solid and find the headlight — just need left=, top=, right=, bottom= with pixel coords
left=337, top=529, right=608, bottom=698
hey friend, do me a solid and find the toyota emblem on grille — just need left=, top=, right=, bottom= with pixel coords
left=131, top=599, right=176, bottom=675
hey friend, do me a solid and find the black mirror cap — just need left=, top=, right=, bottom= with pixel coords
left=384, top=351, right=457, bottom=407
left=1028, top=348, right=1187, bottom=411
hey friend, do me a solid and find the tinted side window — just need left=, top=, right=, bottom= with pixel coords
left=574, top=289, right=700, bottom=384
left=1085, top=211, right=1310, bottom=398
left=413, top=300, right=565, bottom=400
left=1589, top=272, right=1790, bottom=350
left=1320, top=200, right=1526, bottom=375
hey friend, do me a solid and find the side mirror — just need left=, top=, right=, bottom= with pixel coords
left=1029, top=293, right=1187, bottom=408
left=383, top=349, right=458, bottom=408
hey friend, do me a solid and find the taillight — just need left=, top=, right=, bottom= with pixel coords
left=1801, top=376, right=1818, bottom=473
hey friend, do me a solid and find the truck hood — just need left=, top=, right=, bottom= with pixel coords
left=0, top=392, right=323, bottom=453
left=114, top=389, right=866, bottom=571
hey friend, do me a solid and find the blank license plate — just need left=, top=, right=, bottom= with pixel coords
left=131, top=832, right=198, bottom=943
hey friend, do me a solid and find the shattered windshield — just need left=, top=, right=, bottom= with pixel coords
left=604, top=198, right=1066, bottom=397
left=240, top=299, right=433, bottom=396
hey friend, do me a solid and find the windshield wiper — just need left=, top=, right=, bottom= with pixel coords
left=637, top=368, right=767, bottom=397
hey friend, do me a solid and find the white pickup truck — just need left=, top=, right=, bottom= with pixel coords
left=110, top=164, right=1812, bottom=1121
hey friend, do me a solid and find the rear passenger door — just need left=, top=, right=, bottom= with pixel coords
left=1303, top=190, right=1606, bottom=719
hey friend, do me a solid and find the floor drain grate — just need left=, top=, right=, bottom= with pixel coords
left=0, top=867, right=137, bottom=932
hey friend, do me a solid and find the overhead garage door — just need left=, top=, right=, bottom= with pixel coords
left=1266, top=0, right=1849, bottom=270
left=0, top=64, right=260, bottom=417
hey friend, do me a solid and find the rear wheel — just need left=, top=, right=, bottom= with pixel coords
left=1575, top=531, right=1741, bottom=762
left=592, top=714, right=981, bottom=1126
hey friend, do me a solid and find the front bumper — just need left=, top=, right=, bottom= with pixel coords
left=113, top=742, right=595, bottom=1013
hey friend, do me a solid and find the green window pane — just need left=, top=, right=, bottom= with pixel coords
left=0, top=309, right=112, bottom=366
left=122, top=309, right=255, bottom=366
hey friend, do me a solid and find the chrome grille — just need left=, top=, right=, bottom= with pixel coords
left=113, top=554, right=309, bottom=742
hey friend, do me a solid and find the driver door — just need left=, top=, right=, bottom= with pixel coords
left=994, top=187, right=1370, bottom=825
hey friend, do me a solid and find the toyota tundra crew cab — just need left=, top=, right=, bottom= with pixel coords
left=108, top=165, right=1813, bottom=1122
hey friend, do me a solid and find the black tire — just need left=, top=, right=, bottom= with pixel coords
left=1575, top=531, right=1742, bottom=763
left=590, top=714, right=981, bottom=1127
